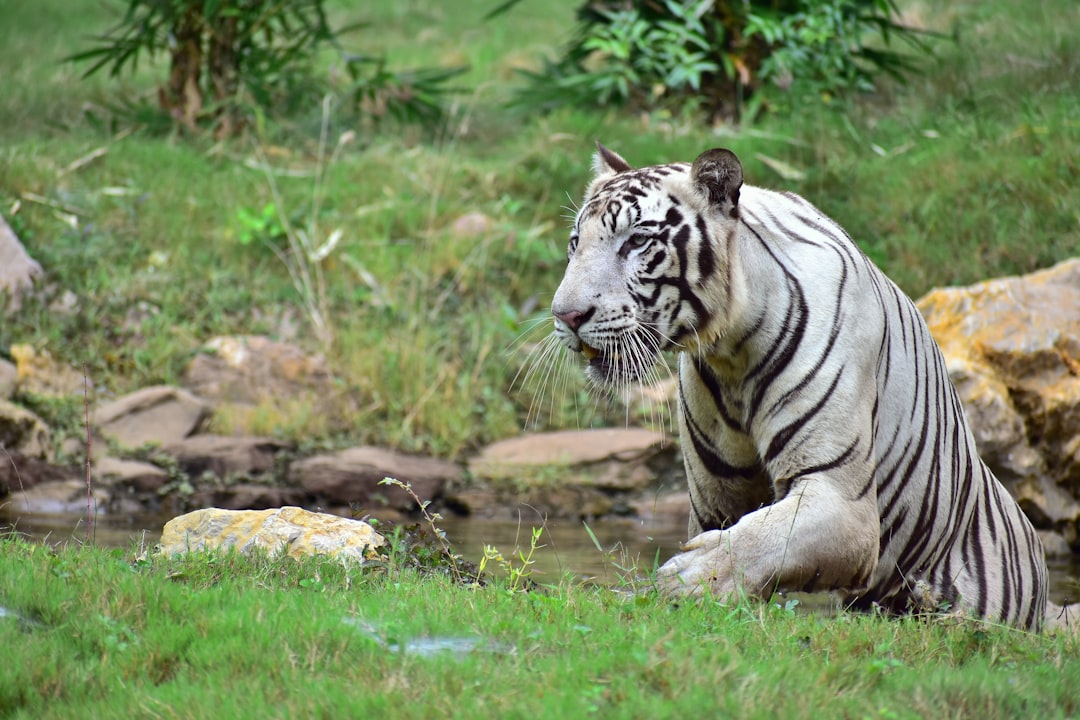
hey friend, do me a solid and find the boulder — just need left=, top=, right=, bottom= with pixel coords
left=469, top=428, right=669, bottom=491
left=0, top=451, right=74, bottom=495
left=0, top=213, right=43, bottom=312
left=157, top=506, right=384, bottom=562
left=182, top=335, right=331, bottom=404
left=446, top=484, right=616, bottom=521
left=917, top=258, right=1080, bottom=544
left=0, top=398, right=51, bottom=460
left=180, top=336, right=338, bottom=436
left=93, top=456, right=170, bottom=493
left=92, top=386, right=212, bottom=449
left=163, top=434, right=286, bottom=479
left=189, top=483, right=306, bottom=512
left=9, top=344, right=85, bottom=397
left=450, top=429, right=678, bottom=520
left=291, top=446, right=461, bottom=511
left=5, top=478, right=106, bottom=515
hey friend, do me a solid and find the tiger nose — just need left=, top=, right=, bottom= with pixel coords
left=554, top=309, right=585, bottom=331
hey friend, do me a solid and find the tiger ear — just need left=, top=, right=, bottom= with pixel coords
left=593, top=142, right=633, bottom=177
left=691, top=148, right=743, bottom=216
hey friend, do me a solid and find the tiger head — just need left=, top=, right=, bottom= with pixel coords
left=551, top=144, right=744, bottom=387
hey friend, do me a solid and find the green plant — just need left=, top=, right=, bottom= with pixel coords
left=378, top=476, right=470, bottom=584
left=745, top=0, right=927, bottom=112
left=477, top=526, right=545, bottom=592
left=516, top=0, right=932, bottom=120
left=65, top=0, right=467, bottom=137
left=67, top=0, right=342, bottom=136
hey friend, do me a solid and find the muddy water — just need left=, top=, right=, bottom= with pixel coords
left=3, top=508, right=1079, bottom=605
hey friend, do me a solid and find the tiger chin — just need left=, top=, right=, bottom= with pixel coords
left=551, top=143, right=1071, bottom=631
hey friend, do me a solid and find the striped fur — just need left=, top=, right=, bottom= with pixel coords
left=551, top=145, right=1049, bottom=630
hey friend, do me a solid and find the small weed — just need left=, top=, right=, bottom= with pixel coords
left=377, top=476, right=469, bottom=584
left=477, top=526, right=544, bottom=592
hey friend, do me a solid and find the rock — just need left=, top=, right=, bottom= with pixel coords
left=181, top=335, right=333, bottom=416
left=0, top=359, right=16, bottom=399
left=93, top=456, right=170, bottom=493
left=445, top=484, right=615, bottom=520
left=469, top=428, right=669, bottom=491
left=451, top=429, right=679, bottom=521
left=6, top=478, right=107, bottom=515
left=163, top=434, right=286, bottom=479
left=450, top=212, right=493, bottom=238
left=0, top=398, right=51, bottom=460
left=629, top=491, right=693, bottom=525
left=92, top=386, right=212, bottom=449
left=189, top=484, right=306, bottom=512
left=0, top=452, right=74, bottom=494
left=9, top=344, right=85, bottom=397
left=291, top=446, right=461, bottom=511
left=917, top=258, right=1080, bottom=539
left=157, top=506, right=384, bottom=562
left=0, top=213, right=43, bottom=312
left=1039, top=530, right=1073, bottom=559
left=181, top=335, right=343, bottom=436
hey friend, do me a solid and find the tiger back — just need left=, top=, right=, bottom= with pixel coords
left=551, top=144, right=1049, bottom=630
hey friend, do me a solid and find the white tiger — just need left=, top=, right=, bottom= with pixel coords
left=550, top=144, right=1058, bottom=630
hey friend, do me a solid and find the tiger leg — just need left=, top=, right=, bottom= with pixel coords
left=656, top=479, right=879, bottom=599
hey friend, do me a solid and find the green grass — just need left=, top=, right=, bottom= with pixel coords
left=2, top=537, right=1079, bottom=719
left=0, top=0, right=1077, bottom=457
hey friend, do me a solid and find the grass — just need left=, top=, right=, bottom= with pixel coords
left=2, top=537, right=1079, bottom=719
left=0, top=0, right=1078, bottom=459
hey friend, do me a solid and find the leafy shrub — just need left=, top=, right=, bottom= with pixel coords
left=68, top=0, right=466, bottom=136
left=516, top=0, right=932, bottom=120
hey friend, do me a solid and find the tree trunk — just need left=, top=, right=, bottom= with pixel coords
left=209, top=13, right=241, bottom=138
left=159, top=5, right=204, bottom=130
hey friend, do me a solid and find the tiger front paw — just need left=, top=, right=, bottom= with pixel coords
left=654, top=529, right=740, bottom=598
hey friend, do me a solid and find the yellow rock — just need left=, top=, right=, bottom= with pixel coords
left=158, top=506, right=384, bottom=563
left=10, top=343, right=85, bottom=397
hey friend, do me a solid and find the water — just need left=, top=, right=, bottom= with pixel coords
left=3, top=507, right=1078, bottom=604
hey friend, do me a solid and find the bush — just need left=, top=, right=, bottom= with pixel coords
left=68, top=0, right=466, bottom=137
left=517, top=0, right=932, bottom=120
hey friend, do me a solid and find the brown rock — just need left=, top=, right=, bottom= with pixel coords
left=0, top=452, right=74, bottom=494
left=471, top=429, right=665, bottom=475
left=6, top=478, right=107, bottom=516
left=291, top=446, right=460, bottom=511
left=9, top=344, right=85, bottom=397
left=0, top=398, right=51, bottom=460
left=469, top=428, right=668, bottom=491
left=157, top=506, right=384, bottom=562
left=0, top=212, right=43, bottom=311
left=163, top=434, right=286, bottom=478
left=444, top=484, right=614, bottom=521
left=180, top=335, right=343, bottom=437
left=917, top=257, right=1080, bottom=539
left=93, top=456, right=170, bottom=493
left=92, top=386, right=212, bottom=449
left=189, top=483, right=306, bottom=511
left=182, top=335, right=331, bottom=405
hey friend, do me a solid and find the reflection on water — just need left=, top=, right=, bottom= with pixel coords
left=3, top=507, right=1079, bottom=604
